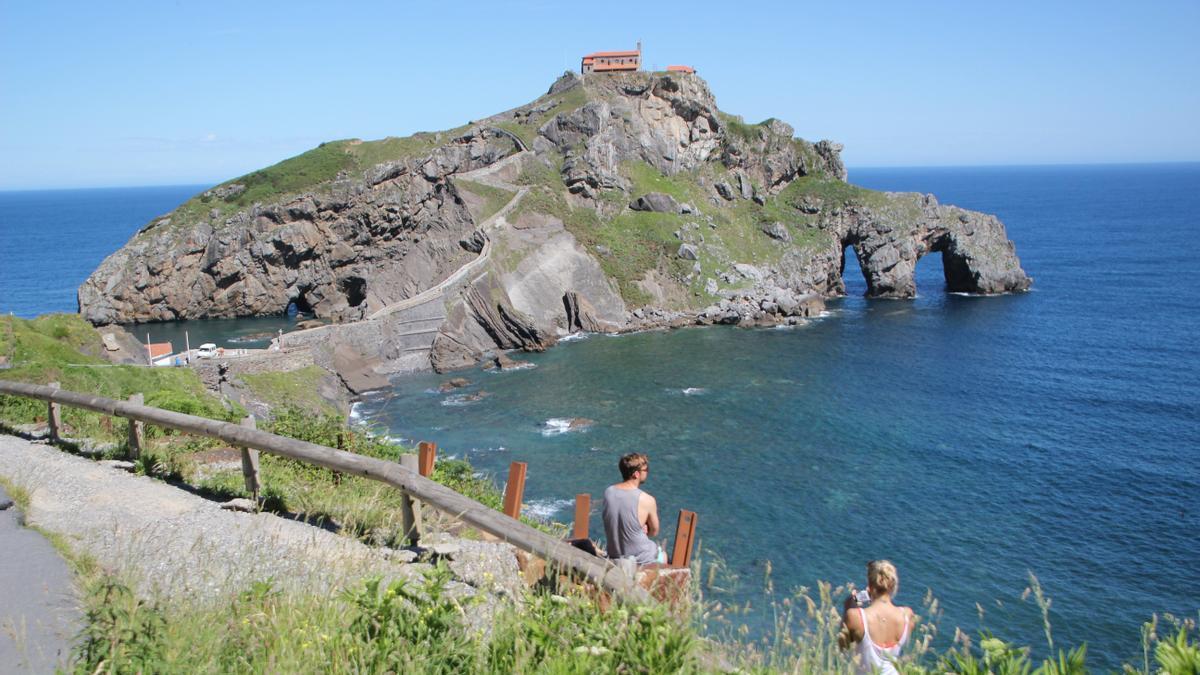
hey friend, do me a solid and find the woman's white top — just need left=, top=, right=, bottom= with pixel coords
left=854, top=607, right=910, bottom=675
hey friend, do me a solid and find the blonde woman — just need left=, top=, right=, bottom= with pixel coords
left=839, top=560, right=918, bottom=674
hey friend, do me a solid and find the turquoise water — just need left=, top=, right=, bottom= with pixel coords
left=3, top=165, right=1198, bottom=668
left=352, top=164, right=1200, bottom=668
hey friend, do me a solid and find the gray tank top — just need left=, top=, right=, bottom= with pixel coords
left=602, top=485, right=658, bottom=565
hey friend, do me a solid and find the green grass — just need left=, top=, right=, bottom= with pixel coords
left=0, top=314, right=558, bottom=544
left=452, top=178, right=516, bottom=223
left=66, top=566, right=702, bottom=674
left=59, top=548, right=1200, bottom=674
left=624, top=161, right=708, bottom=205
left=129, top=84, right=593, bottom=241
left=131, top=407, right=562, bottom=546
left=239, top=366, right=338, bottom=417
left=0, top=314, right=238, bottom=440
left=719, top=112, right=778, bottom=143
left=143, top=124, right=475, bottom=238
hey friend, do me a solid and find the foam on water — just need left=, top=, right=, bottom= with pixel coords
left=540, top=418, right=592, bottom=436
left=523, top=498, right=574, bottom=520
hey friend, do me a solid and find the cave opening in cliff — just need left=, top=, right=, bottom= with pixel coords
left=286, top=295, right=313, bottom=317
left=340, top=276, right=367, bottom=308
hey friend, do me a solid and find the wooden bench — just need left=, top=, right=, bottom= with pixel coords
left=571, top=492, right=698, bottom=569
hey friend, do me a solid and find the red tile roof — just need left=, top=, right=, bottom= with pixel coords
left=667, top=65, right=695, bottom=73
left=583, top=50, right=640, bottom=58
left=146, top=342, right=173, bottom=359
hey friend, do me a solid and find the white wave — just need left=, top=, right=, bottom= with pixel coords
left=682, top=387, right=707, bottom=396
left=559, top=333, right=589, bottom=342
left=523, top=498, right=573, bottom=520
left=541, top=418, right=574, bottom=436
left=348, top=402, right=364, bottom=422
left=540, top=418, right=593, bottom=436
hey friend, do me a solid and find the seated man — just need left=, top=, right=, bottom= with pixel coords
left=602, top=452, right=666, bottom=565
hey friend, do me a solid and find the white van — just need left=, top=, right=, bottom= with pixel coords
left=196, top=343, right=218, bottom=359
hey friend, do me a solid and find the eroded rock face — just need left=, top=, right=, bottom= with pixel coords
left=539, top=73, right=724, bottom=198
left=78, top=129, right=521, bottom=324
left=79, top=69, right=1030, bottom=374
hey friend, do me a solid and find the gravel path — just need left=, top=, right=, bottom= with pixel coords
left=0, top=434, right=525, bottom=636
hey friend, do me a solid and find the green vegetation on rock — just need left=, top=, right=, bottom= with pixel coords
left=718, top=111, right=776, bottom=143
left=239, top=366, right=338, bottom=418
left=452, top=178, right=516, bottom=223
left=493, top=85, right=588, bottom=149
left=154, top=126, right=474, bottom=236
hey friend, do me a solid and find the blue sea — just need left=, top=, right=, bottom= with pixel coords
left=2, top=165, right=1198, bottom=669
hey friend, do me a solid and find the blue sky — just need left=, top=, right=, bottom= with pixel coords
left=2, top=0, right=1197, bottom=189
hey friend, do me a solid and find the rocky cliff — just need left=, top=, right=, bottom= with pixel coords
left=79, top=70, right=1031, bottom=372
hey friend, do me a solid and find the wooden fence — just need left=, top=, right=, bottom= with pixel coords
left=0, top=380, right=649, bottom=603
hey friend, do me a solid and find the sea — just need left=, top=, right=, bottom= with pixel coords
left=2, top=164, right=1198, bottom=669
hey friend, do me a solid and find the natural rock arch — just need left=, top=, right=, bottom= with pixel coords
left=825, top=196, right=1031, bottom=299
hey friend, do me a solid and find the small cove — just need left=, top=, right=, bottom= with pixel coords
left=3, top=164, right=1197, bottom=669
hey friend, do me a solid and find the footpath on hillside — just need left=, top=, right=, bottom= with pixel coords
left=1, top=475, right=77, bottom=673
left=0, top=434, right=527, bottom=650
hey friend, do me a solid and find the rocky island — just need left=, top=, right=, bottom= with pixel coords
left=78, top=70, right=1031, bottom=378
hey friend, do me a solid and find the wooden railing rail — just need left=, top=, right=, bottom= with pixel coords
left=0, top=380, right=648, bottom=603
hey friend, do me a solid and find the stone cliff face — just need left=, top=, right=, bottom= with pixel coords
left=78, top=129, right=520, bottom=324
left=79, top=70, right=1031, bottom=373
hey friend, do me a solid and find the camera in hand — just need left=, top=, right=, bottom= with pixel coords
left=855, top=589, right=871, bottom=605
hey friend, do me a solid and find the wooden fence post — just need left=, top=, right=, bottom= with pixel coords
left=239, top=416, right=261, bottom=500
left=125, top=393, right=145, bottom=460
left=399, top=454, right=422, bottom=545
left=46, top=382, right=62, bottom=442
left=503, top=461, right=527, bottom=520
left=418, top=441, right=437, bottom=477
left=670, top=509, right=698, bottom=569
left=573, top=493, right=591, bottom=540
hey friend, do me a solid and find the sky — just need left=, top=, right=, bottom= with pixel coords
left=1, top=0, right=1198, bottom=190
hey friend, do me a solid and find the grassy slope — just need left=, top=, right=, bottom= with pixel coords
left=0, top=314, right=560, bottom=543
left=239, top=365, right=338, bottom=417
left=0, top=314, right=236, bottom=438
left=451, top=178, right=516, bottom=224
left=144, top=86, right=588, bottom=242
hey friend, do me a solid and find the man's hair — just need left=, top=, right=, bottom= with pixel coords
left=618, top=452, right=649, bottom=480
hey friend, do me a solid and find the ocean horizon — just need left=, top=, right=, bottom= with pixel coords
left=2, top=163, right=1198, bottom=669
